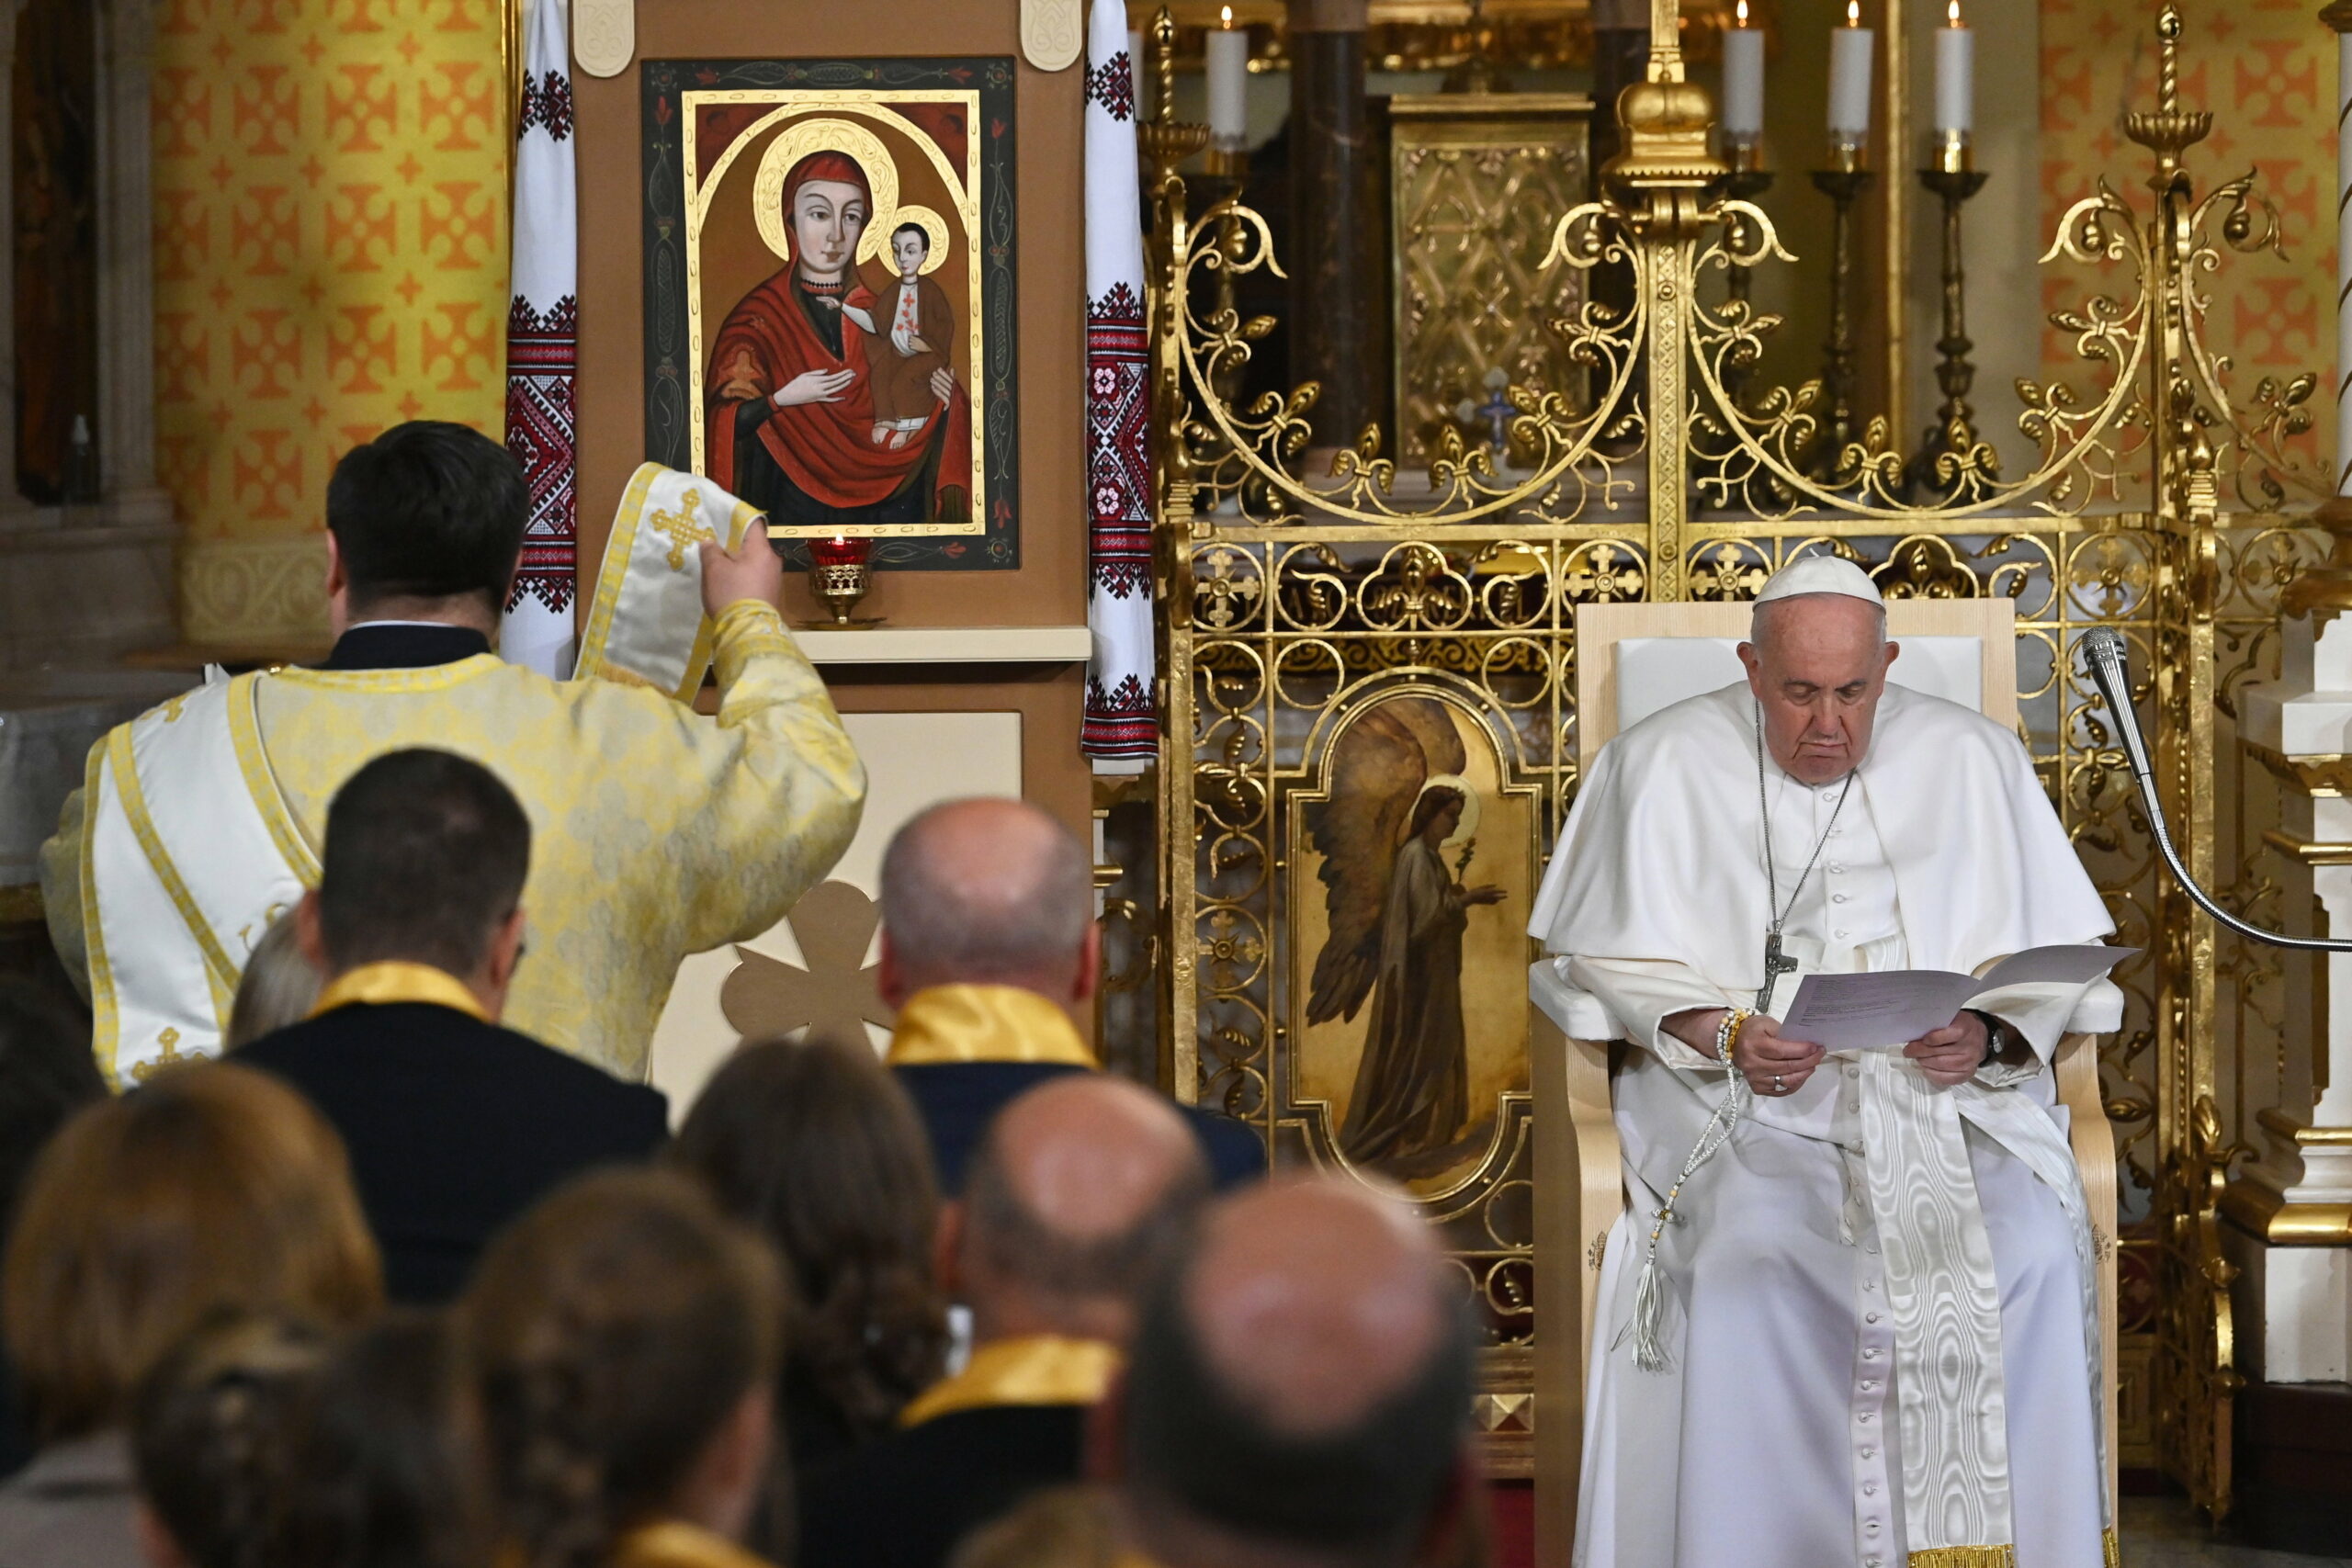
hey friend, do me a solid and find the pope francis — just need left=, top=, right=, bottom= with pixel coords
left=1530, top=556, right=2120, bottom=1568
left=40, top=423, right=865, bottom=1085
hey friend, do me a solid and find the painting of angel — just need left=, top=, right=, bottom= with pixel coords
left=1298, top=694, right=1527, bottom=1188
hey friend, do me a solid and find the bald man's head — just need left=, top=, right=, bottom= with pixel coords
left=1120, top=1179, right=1474, bottom=1568
left=878, top=798, right=1095, bottom=1003
left=956, top=1076, right=1211, bottom=1345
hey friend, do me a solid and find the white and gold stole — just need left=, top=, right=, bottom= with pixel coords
left=83, top=464, right=761, bottom=1084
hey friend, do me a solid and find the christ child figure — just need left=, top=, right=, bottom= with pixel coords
left=865, top=222, right=955, bottom=450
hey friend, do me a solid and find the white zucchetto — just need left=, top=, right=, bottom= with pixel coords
left=1752, top=552, right=1885, bottom=607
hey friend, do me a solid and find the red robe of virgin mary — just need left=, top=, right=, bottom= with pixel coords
left=707, top=152, right=970, bottom=528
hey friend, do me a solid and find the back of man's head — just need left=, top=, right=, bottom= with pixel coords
left=316, top=750, right=531, bottom=979
left=1118, top=1178, right=1475, bottom=1568
left=878, top=798, right=1092, bottom=998
left=326, top=423, right=526, bottom=616
left=956, top=1076, right=1208, bottom=1346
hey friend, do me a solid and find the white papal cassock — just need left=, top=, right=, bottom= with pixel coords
left=1531, top=680, right=2120, bottom=1568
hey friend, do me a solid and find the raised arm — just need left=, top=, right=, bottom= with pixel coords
left=661, top=534, right=868, bottom=953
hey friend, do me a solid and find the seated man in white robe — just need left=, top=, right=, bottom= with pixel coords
left=1530, top=555, right=2118, bottom=1568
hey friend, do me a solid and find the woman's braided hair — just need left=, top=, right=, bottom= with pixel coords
left=460, top=1168, right=784, bottom=1568
left=130, top=1307, right=334, bottom=1568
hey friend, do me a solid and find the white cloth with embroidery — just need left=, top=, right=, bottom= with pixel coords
left=78, top=465, right=758, bottom=1077
left=1531, top=682, right=2117, bottom=1568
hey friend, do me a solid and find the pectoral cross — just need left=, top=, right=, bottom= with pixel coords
left=1757, top=931, right=1798, bottom=1014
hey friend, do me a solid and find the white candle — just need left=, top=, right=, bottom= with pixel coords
left=1723, top=0, right=1765, bottom=140
left=1933, top=0, right=1973, bottom=133
left=1206, top=8, right=1250, bottom=148
left=1827, top=0, right=1874, bottom=141
left=1128, top=28, right=1147, bottom=118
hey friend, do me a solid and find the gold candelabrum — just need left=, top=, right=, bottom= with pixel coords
left=1808, top=139, right=1872, bottom=487
left=1906, top=131, right=1994, bottom=504
left=1125, top=0, right=2323, bottom=1519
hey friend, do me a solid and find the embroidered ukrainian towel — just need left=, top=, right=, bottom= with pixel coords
left=502, top=0, right=581, bottom=678
left=85, top=466, right=754, bottom=1082
left=573, top=464, right=763, bottom=701
left=84, top=674, right=315, bottom=1083
left=1080, top=0, right=1154, bottom=759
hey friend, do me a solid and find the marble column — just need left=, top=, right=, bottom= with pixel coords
left=95, top=0, right=163, bottom=504
left=1285, top=0, right=1386, bottom=453
left=2228, top=599, right=2352, bottom=1552
left=0, top=0, right=175, bottom=671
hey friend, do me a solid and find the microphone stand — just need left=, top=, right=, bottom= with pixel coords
left=2079, top=628, right=2352, bottom=953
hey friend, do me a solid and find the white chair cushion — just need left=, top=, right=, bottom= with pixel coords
left=1616, top=636, right=1984, bottom=733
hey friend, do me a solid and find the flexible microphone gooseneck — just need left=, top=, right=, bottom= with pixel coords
left=2078, top=627, right=2352, bottom=953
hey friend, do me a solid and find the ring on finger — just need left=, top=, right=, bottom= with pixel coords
left=1772, top=1073, right=1785, bottom=1093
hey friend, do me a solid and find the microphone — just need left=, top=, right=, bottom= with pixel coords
left=2078, top=628, right=2352, bottom=952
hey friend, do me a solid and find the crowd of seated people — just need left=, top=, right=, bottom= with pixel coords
left=0, top=753, right=1487, bottom=1568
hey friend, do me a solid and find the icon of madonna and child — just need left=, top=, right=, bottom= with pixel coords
left=705, top=147, right=973, bottom=531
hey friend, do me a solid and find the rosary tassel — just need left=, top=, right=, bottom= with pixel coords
left=1615, top=1067, right=1750, bottom=1373
left=1615, top=1007, right=1756, bottom=1371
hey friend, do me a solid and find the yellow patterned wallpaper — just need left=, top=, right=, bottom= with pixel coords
left=2041, top=0, right=2333, bottom=482
left=153, top=0, right=509, bottom=645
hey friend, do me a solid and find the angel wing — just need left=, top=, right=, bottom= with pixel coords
left=1305, top=697, right=1467, bottom=1025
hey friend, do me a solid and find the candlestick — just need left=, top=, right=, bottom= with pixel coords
left=1827, top=0, right=1873, bottom=143
left=1906, top=141, right=1991, bottom=503
left=1810, top=151, right=1872, bottom=482
left=1934, top=0, right=1973, bottom=134
left=1723, top=0, right=1766, bottom=141
left=1205, top=6, right=1249, bottom=153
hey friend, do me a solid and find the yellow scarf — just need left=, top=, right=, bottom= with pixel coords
left=308, top=961, right=489, bottom=1022
left=609, top=1521, right=776, bottom=1568
left=885, top=984, right=1096, bottom=1069
left=897, top=1334, right=1121, bottom=1428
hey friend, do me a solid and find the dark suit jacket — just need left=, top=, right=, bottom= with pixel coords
left=795, top=1403, right=1086, bottom=1568
left=892, top=1061, right=1265, bottom=1194
left=238, top=1001, right=669, bottom=1302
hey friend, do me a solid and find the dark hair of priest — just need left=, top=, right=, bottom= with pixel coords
left=671, top=1034, right=948, bottom=1474
left=461, top=1168, right=786, bottom=1568
left=275, top=1310, right=494, bottom=1568
left=130, top=1307, right=332, bottom=1568
left=324, top=421, right=527, bottom=616
left=1, top=1062, right=382, bottom=1447
left=314, top=749, right=531, bottom=979
left=1117, top=1209, right=1479, bottom=1568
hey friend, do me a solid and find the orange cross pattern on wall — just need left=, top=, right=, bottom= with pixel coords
left=153, top=0, right=509, bottom=558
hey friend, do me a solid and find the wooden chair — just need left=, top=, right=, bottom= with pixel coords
left=1528, top=597, right=2121, bottom=1563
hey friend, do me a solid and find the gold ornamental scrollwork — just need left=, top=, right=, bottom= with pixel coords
left=1136, top=0, right=2324, bottom=1504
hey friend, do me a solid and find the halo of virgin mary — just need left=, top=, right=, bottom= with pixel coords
left=706, top=148, right=971, bottom=528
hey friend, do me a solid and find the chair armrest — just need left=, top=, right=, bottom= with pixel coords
left=1530, top=962, right=1627, bottom=1564
left=1529, top=957, right=1623, bottom=1042
left=2062, top=978, right=2124, bottom=1036
left=2052, top=1031, right=2120, bottom=1520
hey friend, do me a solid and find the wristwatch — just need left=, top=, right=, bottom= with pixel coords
left=1963, top=1008, right=2014, bottom=1066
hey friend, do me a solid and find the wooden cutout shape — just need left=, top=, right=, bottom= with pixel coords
left=1021, top=0, right=1083, bottom=72
left=573, top=0, right=634, bottom=80
left=719, top=880, right=895, bottom=1043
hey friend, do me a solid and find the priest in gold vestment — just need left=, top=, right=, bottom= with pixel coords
left=40, top=423, right=865, bottom=1084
